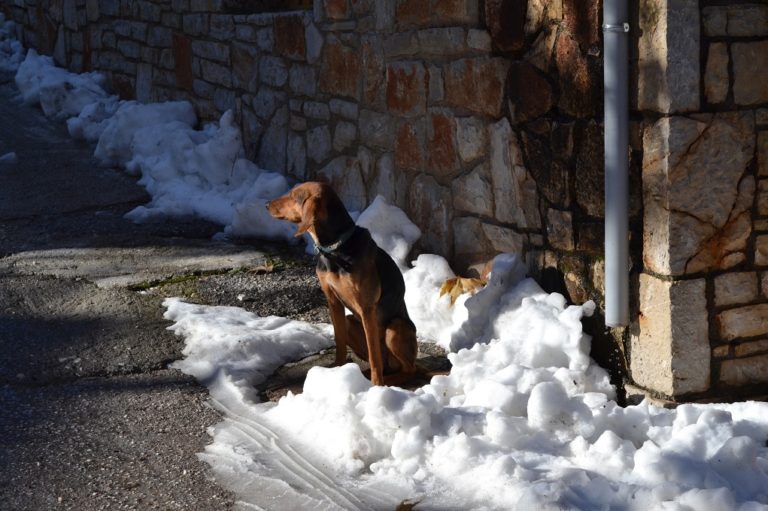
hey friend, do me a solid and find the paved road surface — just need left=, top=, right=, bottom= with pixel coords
left=0, top=70, right=327, bottom=510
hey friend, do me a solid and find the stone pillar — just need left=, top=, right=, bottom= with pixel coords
left=634, top=0, right=768, bottom=401
left=633, top=0, right=706, bottom=399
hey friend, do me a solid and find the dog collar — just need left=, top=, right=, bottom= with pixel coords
left=315, top=226, right=357, bottom=255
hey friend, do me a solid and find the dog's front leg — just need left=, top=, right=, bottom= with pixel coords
left=360, top=310, right=384, bottom=386
left=322, top=288, right=349, bottom=367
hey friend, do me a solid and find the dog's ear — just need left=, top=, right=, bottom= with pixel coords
left=295, top=196, right=318, bottom=237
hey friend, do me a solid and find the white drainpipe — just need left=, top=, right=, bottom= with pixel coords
left=603, top=0, right=630, bottom=327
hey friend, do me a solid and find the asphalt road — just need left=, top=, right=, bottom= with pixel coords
left=0, top=71, right=328, bottom=510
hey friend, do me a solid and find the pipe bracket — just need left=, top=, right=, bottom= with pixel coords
left=602, top=22, right=630, bottom=33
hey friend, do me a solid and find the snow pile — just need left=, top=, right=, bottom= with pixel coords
left=0, top=14, right=24, bottom=72
left=15, top=49, right=110, bottom=119
left=11, top=49, right=295, bottom=241
left=165, top=199, right=768, bottom=510
left=0, top=151, right=17, bottom=164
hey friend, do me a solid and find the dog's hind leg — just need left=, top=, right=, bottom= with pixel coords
left=384, top=318, right=418, bottom=376
left=344, top=314, right=368, bottom=361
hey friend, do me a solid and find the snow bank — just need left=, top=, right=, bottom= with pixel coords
left=0, top=14, right=24, bottom=72
left=15, top=49, right=110, bottom=119
left=11, top=49, right=296, bottom=242
left=165, top=199, right=768, bottom=510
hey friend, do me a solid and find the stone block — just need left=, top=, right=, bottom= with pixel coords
left=427, top=110, right=460, bottom=182
left=135, top=63, right=152, bottom=103
left=200, top=59, right=232, bottom=88
left=759, top=180, right=768, bottom=217
left=231, top=42, right=259, bottom=93
left=319, top=37, right=361, bottom=100
left=259, top=56, right=288, bottom=88
left=704, top=42, right=728, bottom=105
left=257, top=27, right=274, bottom=52
left=758, top=109, right=768, bottom=127
left=395, top=120, right=425, bottom=171
left=467, top=29, right=491, bottom=52
left=434, top=0, right=478, bottom=25
left=455, top=116, right=487, bottom=163
left=546, top=209, right=573, bottom=251
left=384, top=32, right=419, bottom=59
left=417, top=27, right=466, bottom=56
left=369, top=153, right=400, bottom=207
left=643, top=113, right=756, bottom=275
left=574, top=121, right=604, bottom=218
left=258, top=105, right=288, bottom=173
left=714, top=272, right=759, bottom=308
left=236, top=24, right=257, bottom=43
left=703, top=4, right=768, bottom=37
left=428, top=65, right=444, bottom=103
left=452, top=163, right=494, bottom=217
left=482, top=223, right=525, bottom=254
left=759, top=132, right=768, bottom=177
left=289, top=65, right=317, bottom=97
left=305, top=23, right=323, bottom=64
left=147, top=26, right=172, bottom=48
left=507, top=61, right=553, bottom=123
left=717, top=304, right=768, bottom=341
left=386, top=61, right=427, bottom=118
left=638, top=0, right=700, bottom=113
left=764, top=273, right=768, bottom=298
left=290, top=115, right=306, bottom=131
left=274, top=14, right=306, bottom=60
left=333, top=121, right=357, bottom=152
left=182, top=14, right=208, bottom=36
left=720, top=354, right=768, bottom=387
left=86, top=0, right=100, bottom=21
left=252, top=87, right=285, bottom=120
left=453, top=217, right=492, bottom=269
left=395, top=0, right=431, bottom=28
left=555, top=29, right=596, bottom=118
left=757, top=235, right=768, bottom=266
left=732, top=41, right=768, bottom=107
left=193, top=79, right=214, bottom=99
left=192, top=40, right=229, bottom=63
left=526, top=26, right=557, bottom=72
left=521, top=128, right=569, bottom=207
left=118, top=40, right=140, bottom=59
left=138, top=2, right=161, bottom=22
left=444, top=57, right=509, bottom=117
left=172, top=33, right=193, bottom=90
left=409, top=174, right=452, bottom=256
left=286, top=133, right=307, bottom=181
left=162, top=13, right=181, bottom=29
left=307, top=125, right=332, bottom=164
left=324, top=0, right=349, bottom=20
left=372, top=0, right=394, bottom=30
left=489, top=118, right=540, bottom=229
left=359, top=109, right=394, bottom=150
left=362, top=34, right=385, bottom=107
left=329, top=99, right=358, bottom=120
left=210, top=14, right=235, bottom=40
left=734, top=339, right=768, bottom=358
left=303, top=101, right=330, bottom=120
left=562, top=0, right=599, bottom=48
left=318, top=157, right=367, bottom=212
left=632, top=274, right=710, bottom=396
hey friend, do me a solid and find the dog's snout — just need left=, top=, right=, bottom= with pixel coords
left=265, top=200, right=271, bottom=211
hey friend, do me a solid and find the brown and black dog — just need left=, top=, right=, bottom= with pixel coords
left=267, top=182, right=419, bottom=386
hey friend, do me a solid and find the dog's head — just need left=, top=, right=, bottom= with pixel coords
left=267, top=181, right=347, bottom=240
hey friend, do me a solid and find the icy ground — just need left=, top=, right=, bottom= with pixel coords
left=4, top=26, right=768, bottom=510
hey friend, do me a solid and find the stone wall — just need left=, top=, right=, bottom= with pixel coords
left=3, top=0, right=545, bottom=271
left=633, top=0, right=768, bottom=401
left=2, top=0, right=628, bottom=390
